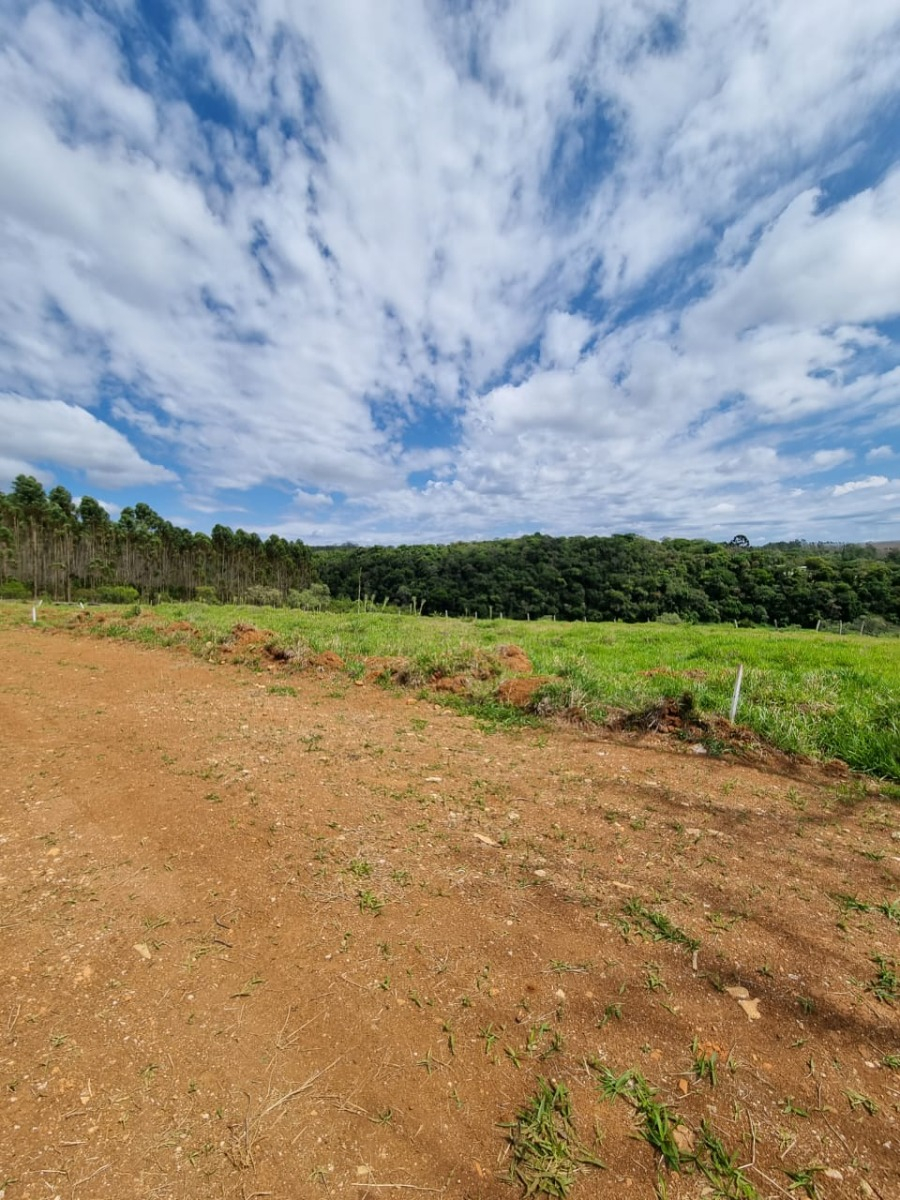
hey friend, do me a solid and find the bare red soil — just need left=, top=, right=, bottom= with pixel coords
left=1, top=626, right=898, bottom=1199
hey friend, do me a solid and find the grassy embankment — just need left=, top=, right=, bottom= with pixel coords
left=4, top=600, right=899, bottom=781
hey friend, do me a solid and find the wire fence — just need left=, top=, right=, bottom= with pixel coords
left=816, top=616, right=900, bottom=637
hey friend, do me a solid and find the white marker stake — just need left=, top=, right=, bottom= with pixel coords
left=729, top=664, right=744, bottom=723
left=32, top=605, right=37, bottom=623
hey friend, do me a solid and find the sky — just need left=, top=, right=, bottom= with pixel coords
left=1, top=0, right=900, bottom=547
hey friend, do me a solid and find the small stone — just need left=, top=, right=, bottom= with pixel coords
left=425, top=776, right=442, bottom=783
left=555, top=988, right=566, bottom=1001
left=684, top=828, right=702, bottom=839
left=738, top=998, right=761, bottom=1020
left=691, top=744, right=707, bottom=755
left=672, top=1126, right=695, bottom=1154
left=473, top=833, right=498, bottom=847
left=725, top=986, right=750, bottom=1000
left=677, top=1078, right=689, bottom=1095
left=133, top=943, right=152, bottom=960
left=534, top=869, right=548, bottom=878
left=824, top=1169, right=843, bottom=1181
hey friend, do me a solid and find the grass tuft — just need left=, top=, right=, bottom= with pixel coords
left=867, top=955, right=898, bottom=1005
left=622, top=898, right=700, bottom=953
left=499, top=1077, right=604, bottom=1197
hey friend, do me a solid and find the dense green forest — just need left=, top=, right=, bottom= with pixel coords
left=313, top=534, right=900, bottom=627
left=1, top=474, right=898, bottom=627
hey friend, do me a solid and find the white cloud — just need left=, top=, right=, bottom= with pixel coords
left=832, top=475, right=889, bottom=497
left=0, top=394, right=176, bottom=489
left=811, top=449, right=853, bottom=470
left=292, top=489, right=334, bottom=509
left=541, top=312, right=594, bottom=369
left=867, top=444, right=895, bottom=461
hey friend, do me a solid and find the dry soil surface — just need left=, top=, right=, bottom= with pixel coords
left=1, top=626, right=898, bottom=1200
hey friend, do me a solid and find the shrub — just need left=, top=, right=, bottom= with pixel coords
left=245, top=585, right=284, bottom=607
left=194, top=585, right=220, bottom=604
left=0, top=579, right=29, bottom=600
left=656, top=612, right=682, bottom=625
left=96, top=585, right=140, bottom=604
left=288, top=583, right=331, bottom=610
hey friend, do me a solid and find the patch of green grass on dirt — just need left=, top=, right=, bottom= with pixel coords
left=498, top=1076, right=604, bottom=1197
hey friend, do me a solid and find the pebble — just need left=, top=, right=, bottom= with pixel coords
left=473, top=833, right=498, bottom=847
left=672, top=1126, right=695, bottom=1154
left=725, top=986, right=750, bottom=999
left=737, top=998, right=761, bottom=1020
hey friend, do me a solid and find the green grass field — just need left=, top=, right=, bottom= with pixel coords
left=5, top=600, right=899, bottom=781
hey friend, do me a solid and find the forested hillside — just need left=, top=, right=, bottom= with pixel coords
left=313, top=534, right=900, bottom=627
left=2, top=475, right=898, bottom=627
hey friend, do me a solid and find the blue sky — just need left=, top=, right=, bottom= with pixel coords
left=1, top=0, right=899, bottom=545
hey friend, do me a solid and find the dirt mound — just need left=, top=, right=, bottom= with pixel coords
left=431, top=674, right=472, bottom=695
left=310, top=650, right=344, bottom=670
left=222, top=623, right=273, bottom=650
left=618, top=691, right=701, bottom=734
left=262, top=642, right=303, bottom=663
left=217, top=624, right=279, bottom=666
left=497, top=674, right=554, bottom=707
left=364, top=655, right=410, bottom=681
left=496, top=643, right=533, bottom=673
left=166, top=620, right=196, bottom=633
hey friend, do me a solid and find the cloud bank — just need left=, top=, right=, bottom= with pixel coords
left=1, top=0, right=899, bottom=543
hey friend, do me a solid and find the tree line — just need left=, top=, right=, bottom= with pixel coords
left=0, top=476, right=314, bottom=603
left=313, top=533, right=900, bottom=628
left=2, top=475, right=898, bottom=627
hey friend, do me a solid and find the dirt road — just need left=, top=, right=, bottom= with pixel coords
left=1, top=626, right=897, bottom=1198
